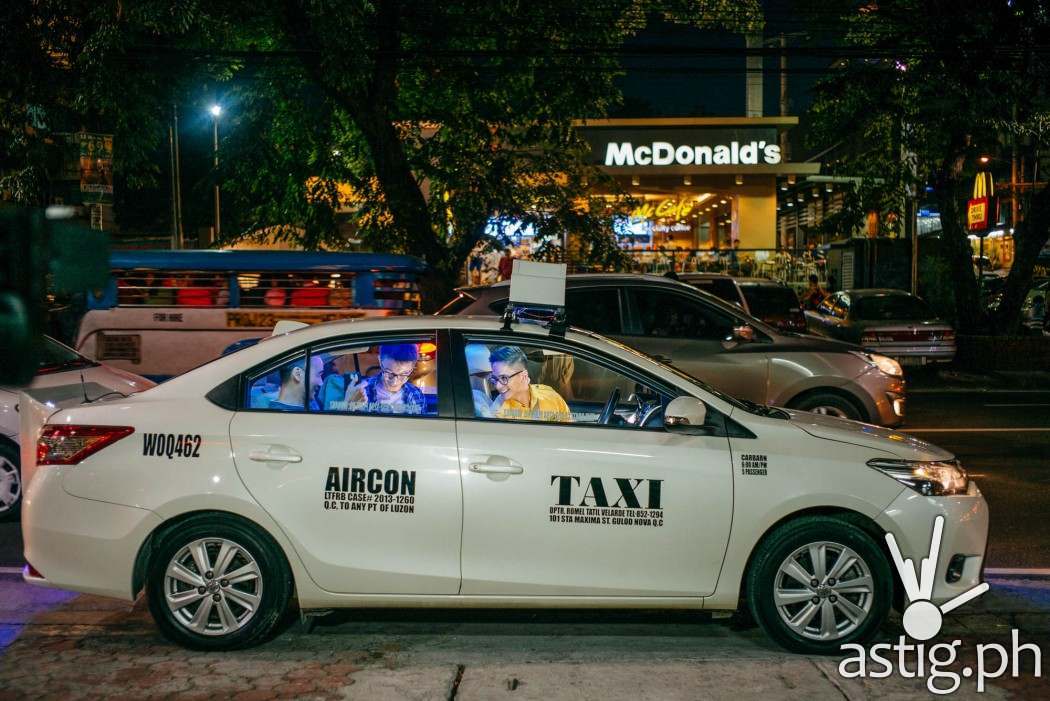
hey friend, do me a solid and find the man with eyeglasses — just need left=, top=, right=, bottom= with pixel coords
left=344, top=344, right=426, bottom=415
left=488, top=345, right=571, bottom=423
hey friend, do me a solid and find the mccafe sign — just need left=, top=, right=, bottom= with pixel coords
left=578, top=126, right=783, bottom=168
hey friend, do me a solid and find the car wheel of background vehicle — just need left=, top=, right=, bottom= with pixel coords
left=0, top=443, right=21, bottom=522
left=146, top=513, right=292, bottom=650
left=747, top=516, right=892, bottom=655
left=788, top=392, right=862, bottom=421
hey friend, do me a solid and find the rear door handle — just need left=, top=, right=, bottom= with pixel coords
left=249, top=447, right=302, bottom=463
left=651, top=354, right=672, bottom=364
left=468, top=456, right=523, bottom=475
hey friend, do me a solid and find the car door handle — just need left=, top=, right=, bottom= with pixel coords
left=249, top=447, right=302, bottom=463
left=469, top=459, right=523, bottom=475
left=651, top=354, right=672, bottom=364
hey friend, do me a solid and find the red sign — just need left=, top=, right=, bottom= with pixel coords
left=967, top=197, right=990, bottom=232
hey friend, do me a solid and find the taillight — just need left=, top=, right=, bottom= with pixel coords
left=36, top=425, right=134, bottom=466
left=942, top=330, right=956, bottom=341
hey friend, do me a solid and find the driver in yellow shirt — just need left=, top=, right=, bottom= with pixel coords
left=488, top=345, right=572, bottom=423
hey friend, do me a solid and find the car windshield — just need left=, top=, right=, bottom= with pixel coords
left=853, top=295, right=935, bottom=321
left=38, top=337, right=95, bottom=373
left=741, top=285, right=800, bottom=316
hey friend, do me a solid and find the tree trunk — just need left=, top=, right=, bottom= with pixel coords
left=934, top=170, right=984, bottom=333
left=350, top=106, right=446, bottom=268
left=993, top=183, right=1050, bottom=334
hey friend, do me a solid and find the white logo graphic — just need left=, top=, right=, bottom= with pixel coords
left=885, top=515, right=990, bottom=640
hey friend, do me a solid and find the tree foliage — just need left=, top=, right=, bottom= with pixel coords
left=806, top=0, right=1050, bottom=333
left=3, top=0, right=762, bottom=308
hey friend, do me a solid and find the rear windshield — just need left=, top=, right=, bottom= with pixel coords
left=690, top=278, right=741, bottom=306
left=741, top=285, right=800, bottom=316
left=853, top=295, right=935, bottom=321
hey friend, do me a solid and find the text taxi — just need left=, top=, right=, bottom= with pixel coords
left=20, top=264, right=987, bottom=654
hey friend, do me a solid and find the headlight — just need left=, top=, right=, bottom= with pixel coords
left=850, top=350, right=903, bottom=377
left=867, top=458, right=969, bottom=496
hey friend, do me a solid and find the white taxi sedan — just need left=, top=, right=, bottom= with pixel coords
left=21, top=315, right=987, bottom=654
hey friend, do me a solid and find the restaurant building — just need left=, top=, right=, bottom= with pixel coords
left=573, top=117, right=820, bottom=252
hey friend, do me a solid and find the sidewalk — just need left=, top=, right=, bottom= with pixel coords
left=1, top=574, right=1048, bottom=699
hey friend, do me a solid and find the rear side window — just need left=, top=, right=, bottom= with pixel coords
left=243, top=338, right=439, bottom=417
left=690, top=278, right=741, bottom=306
left=245, top=353, right=309, bottom=411
left=565, top=288, right=622, bottom=334
left=629, top=290, right=735, bottom=341
left=741, top=285, right=800, bottom=317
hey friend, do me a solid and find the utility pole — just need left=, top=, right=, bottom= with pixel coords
left=210, top=105, right=222, bottom=243
left=171, top=104, right=184, bottom=249
left=745, top=33, right=763, bottom=117
left=779, top=33, right=789, bottom=160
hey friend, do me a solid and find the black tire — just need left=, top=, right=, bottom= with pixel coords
left=789, top=392, right=864, bottom=422
left=747, top=516, right=892, bottom=655
left=0, top=442, right=21, bottom=522
left=146, top=513, right=292, bottom=650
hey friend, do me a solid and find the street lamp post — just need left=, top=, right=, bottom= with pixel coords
left=209, top=104, right=222, bottom=242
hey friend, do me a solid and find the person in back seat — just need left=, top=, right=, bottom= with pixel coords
left=343, top=344, right=426, bottom=415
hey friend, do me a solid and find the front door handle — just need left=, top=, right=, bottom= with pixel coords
left=468, top=456, right=523, bottom=475
left=249, top=447, right=302, bottom=463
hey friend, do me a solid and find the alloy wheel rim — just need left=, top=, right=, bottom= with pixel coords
left=810, top=405, right=850, bottom=419
left=164, top=537, right=263, bottom=636
left=0, top=457, right=20, bottom=513
left=774, top=540, right=874, bottom=642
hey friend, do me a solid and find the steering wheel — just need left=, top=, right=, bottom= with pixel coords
left=598, top=387, right=621, bottom=425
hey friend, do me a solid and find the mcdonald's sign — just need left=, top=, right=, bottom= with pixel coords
left=967, top=172, right=995, bottom=233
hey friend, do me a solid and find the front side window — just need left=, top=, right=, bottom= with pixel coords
left=629, top=290, right=735, bottom=341
left=463, top=338, right=671, bottom=428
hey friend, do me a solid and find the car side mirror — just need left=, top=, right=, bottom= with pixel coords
left=732, top=324, right=756, bottom=343
left=665, top=396, right=708, bottom=435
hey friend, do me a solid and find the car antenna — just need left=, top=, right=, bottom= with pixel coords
left=80, top=371, right=128, bottom=404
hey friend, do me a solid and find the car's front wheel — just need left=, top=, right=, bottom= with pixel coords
left=0, top=443, right=21, bottom=522
left=146, top=514, right=292, bottom=650
left=789, top=392, right=864, bottom=421
left=747, top=516, right=892, bottom=654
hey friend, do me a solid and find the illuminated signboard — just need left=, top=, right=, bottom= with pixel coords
left=605, top=141, right=781, bottom=166
left=630, top=198, right=699, bottom=220
left=967, top=173, right=995, bottom=234
left=577, top=126, right=782, bottom=168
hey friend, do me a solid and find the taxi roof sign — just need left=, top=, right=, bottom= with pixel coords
left=508, top=260, right=566, bottom=309
left=502, top=260, right=568, bottom=334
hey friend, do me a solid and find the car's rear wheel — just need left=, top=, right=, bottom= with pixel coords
left=146, top=514, right=292, bottom=650
left=0, top=443, right=21, bottom=522
left=789, top=392, right=863, bottom=421
left=747, top=516, right=892, bottom=654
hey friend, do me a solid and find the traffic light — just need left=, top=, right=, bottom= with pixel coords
left=0, top=206, right=109, bottom=386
